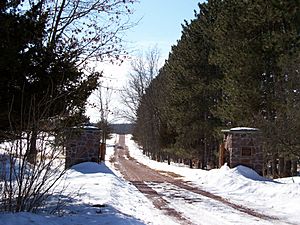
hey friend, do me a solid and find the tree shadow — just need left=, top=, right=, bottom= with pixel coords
left=8, top=193, right=146, bottom=225
left=70, top=161, right=116, bottom=175
left=234, top=165, right=280, bottom=183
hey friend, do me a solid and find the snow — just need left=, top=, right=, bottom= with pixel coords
left=0, top=154, right=29, bottom=180
left=0, top=135, right=177, bottom=225
left=125, top=135, right=300, bottom=225
left=221, top=127, right=260, bottom=133
left=229, top=127, right=259, bottom=131
left=0, top=134, right=299, bottom=225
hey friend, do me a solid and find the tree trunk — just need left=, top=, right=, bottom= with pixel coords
left=28, top=128, right=37, bottom=164
left=202, top=142, right=207, bottom=169
left=100, top=143, right=106, bottom=162
left=271, top=154, right=278, bottom=178
left=197, top=160, right=201, bottom=169
left=291, top=160, right=297, bottom=176
left=189, top=159, right=193, bottom=169
left=284, top=159, right=292, bottom=177
left=278, top=157, right=284, bottom=177
left=219, top=143, right=225, bottom=168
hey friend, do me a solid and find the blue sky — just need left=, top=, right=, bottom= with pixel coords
left=126, top=0, right=203, bottom=59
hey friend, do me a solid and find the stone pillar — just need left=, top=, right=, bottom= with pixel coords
left=221, top=127, right=263, bottom=175
left=65, top=126, right=101, bottom=169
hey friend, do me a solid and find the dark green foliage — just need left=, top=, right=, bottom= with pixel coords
left=0, top=2, right=46, bottom=137
left=0, top=2, right=99, bottom=142
left=165, top=14, right=223, bottom=167
left=210, top=0, right=300, bottom=125
left=134, top=0, right=300, bottom=166
left=134, top=2, right=223, bottom=167
left=208, top=0, right=300, bottom=157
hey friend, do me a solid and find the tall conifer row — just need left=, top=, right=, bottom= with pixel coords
left=134, top=0, right=300, bottom=167
left=209, top=0, right=300, bottom=158
left=134, top=1, right=223, bottom=166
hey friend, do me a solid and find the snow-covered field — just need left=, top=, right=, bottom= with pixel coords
left=0, top=134, right=299, bottom=225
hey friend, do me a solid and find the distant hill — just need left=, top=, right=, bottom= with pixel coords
left=110, top=123, right=135, bottom=134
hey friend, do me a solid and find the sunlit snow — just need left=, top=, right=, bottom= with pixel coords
left=0, top=134, right=299, bottom=225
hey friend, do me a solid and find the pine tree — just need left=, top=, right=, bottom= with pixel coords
left=0, top=2, right=99, bottom=162
left=208, top=0, right=300, bottom=158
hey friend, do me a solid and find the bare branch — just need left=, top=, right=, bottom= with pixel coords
left=120, top=46, right=161, bottom=122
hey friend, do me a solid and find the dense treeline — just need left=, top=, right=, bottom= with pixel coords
left=133, top=0, right=300, bottom=169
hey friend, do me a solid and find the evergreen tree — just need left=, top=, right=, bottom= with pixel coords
left=162, top=7, right=223, bottom=167
left=208, top=0, right=300, bottom=157
left=134, top=3, right=223, bottom=167
left=134, top=0, right=300, bottom=167
left=0, top=1, right=99, bottom=162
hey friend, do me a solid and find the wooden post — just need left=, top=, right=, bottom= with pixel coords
left=219, top=143, right=225, bottom=168
left=99, top=143, right=106, bottom=161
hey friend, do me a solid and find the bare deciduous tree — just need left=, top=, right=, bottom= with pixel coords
left=0, top=90, right=68, bottom=212
left=120, top=46, right=161, bottom=122
left=36, top=0, right=138, bottom=66
left=93, top=82, right=115, bottom=144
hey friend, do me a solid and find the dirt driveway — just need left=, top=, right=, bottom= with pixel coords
left=112, top=135, right=282, bottom=225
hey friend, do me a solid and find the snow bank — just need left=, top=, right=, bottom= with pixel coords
left=126, top=135, right=300, bottom=224
left=232, top=165, right=271, bottom=181
left=1, top=134, right=299, bottom=225
left=0, top=154, right=31, bottom=180
left=0, top=210, right=146, bottom=225
left=63, top=161, right=178, bottom=225
left=229, top=127, right=259, bottom=131
left=0, top=149, right=179, bottom=225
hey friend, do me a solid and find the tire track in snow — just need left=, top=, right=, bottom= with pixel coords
left=131, top=181, right=194, bottom=225
left=112, top=135, right=293, bottom=225
left=113, top=135, right=194, bottom=224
